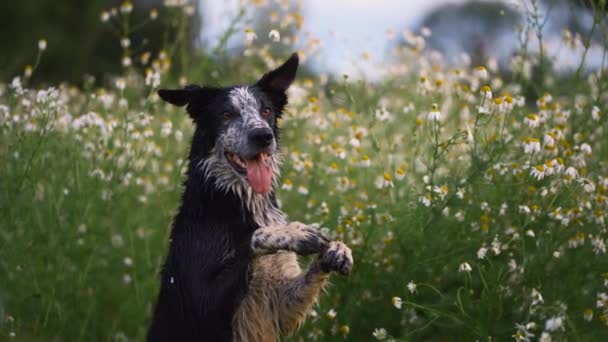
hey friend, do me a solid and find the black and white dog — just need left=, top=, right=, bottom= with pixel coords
left=148, top=53, right=353, bottom=342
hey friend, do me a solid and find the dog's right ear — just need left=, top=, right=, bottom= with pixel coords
left=158, top=85, right=199, bottom=106
left=257, top=53, right=299, bottom=95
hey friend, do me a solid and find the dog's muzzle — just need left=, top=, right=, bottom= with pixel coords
left=248, top=127, right=274, bottom=149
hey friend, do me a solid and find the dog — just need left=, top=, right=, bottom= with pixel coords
left=148, top=53, right=353, bottom=342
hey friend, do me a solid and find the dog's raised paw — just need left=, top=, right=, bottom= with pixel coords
left=286, top=222, right=330, bottom=255
left=319, top=241, right=353, bottom=275
left=252, top=222, right=329, bottom=255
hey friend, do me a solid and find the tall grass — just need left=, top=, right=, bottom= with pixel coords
left=1, top=1, right=608, bottom=341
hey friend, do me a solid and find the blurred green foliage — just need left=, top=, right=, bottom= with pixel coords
left=0, top=0, right=198, bottom=86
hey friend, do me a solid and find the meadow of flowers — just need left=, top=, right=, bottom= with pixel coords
left=1, top=1, right=608, bottom=341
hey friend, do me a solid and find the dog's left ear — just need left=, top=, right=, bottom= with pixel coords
left=257, top=53, right=299, bottom=94
left=158, top=85, right=200, bottom=106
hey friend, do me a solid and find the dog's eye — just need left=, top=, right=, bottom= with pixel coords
left=223, top=111, right=233, bottom=121
left=261, top=107, right=272, bottom=118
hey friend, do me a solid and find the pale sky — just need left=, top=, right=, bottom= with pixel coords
left=200, top=0, right=479, bottom=76
left=199, top=0, right=604, bottom=77
left=301, top=0, right=470, bottom=74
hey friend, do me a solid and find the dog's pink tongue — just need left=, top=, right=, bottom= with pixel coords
left=246, top=158, right=272, bottom=193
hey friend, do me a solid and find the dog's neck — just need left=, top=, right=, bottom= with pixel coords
left=240, top=190, right=287, bottom=228
left=182, top=159, right=286, bottom=228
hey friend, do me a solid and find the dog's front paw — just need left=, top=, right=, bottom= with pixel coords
left=252, top=222, right=329, bottom=255
left=286, top=222, right=330, bottom=255
left=319, top=241, right=353, bottom=275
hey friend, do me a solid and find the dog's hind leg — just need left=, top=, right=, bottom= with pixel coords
left=276, top=241, right=353, bottom=336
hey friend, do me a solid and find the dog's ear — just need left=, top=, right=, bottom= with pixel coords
left=257, top=53, right=299, bottom=94
left=158, top=85, right=200, bottom=106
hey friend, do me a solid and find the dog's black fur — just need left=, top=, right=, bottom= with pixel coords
left=148, top=55, right=297, bottom=341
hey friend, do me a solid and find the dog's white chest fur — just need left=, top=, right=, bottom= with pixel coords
left=247, top=192, right=286, bottom=228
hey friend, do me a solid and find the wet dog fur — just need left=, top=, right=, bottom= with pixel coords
left=147, top=53, right=353, bottom=342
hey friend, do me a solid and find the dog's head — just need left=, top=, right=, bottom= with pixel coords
left=158, top=53, right=298, bottom=195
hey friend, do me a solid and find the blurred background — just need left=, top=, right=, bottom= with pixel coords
left=1, top=0, right=604, bottom=85
left=2, top=1, right=607, bottom=341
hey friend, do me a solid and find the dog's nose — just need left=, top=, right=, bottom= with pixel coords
left=248, top=127, right=274, bottom=147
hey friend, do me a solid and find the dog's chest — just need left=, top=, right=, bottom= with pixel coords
left=234, top=253, right=300, bottom=342
left=250, top=204, right=286, bottom=228
left=232, top=203, right=296, bottom=341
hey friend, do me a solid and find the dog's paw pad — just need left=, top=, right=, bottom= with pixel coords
left=320, top=241, right=353, bottom=275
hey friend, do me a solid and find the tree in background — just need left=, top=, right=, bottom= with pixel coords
left=413, top=1, right=520, bottom=67
left=0, top=0, right=199, bottom=86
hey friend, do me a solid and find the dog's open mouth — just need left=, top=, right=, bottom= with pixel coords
left=225, top=152, right=273, bottom=194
